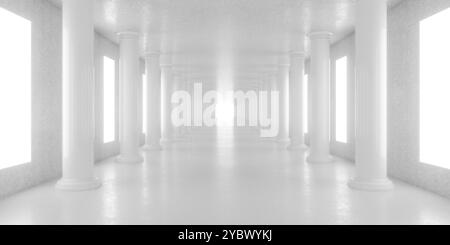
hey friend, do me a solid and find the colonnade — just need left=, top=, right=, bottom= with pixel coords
left=57, top=0, right=392, bottom=192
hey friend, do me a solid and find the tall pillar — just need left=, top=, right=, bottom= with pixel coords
left=161, top=64, right=173, bottom=146
left=178, top=77, right=190, bottom=142
left=143, top=53, right=162, bottom=151
left=307, top=31, right=333, bottom=163
left=278, top=63, right=290, bottom=147
left=116, top=32, right=143, bottom=163
left=57, top=0, right=101, bottom=191
left=266, top=73, right=278, bottom=142
left=171, top=73, right=183, bottom=142
left=288, top=52, right=307, bottom=150
left=349, top=0, right=393, bottom=191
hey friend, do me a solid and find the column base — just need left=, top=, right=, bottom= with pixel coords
left=278, top=138, right=291, bottom=148
left=142, top=144, right=162, bottom=151
left=56, top=178, right=101, bottom=191
left=116, top=154, right=144, bottom=164
left=160, top=138, right=173, bottom=148
left=172, top=137, right=189, bottom=143
left=261, top=137, right=278, bottom=142
left=348, top=178, right=394, bottom=191
left=306, top=154, right=334, bottom=163
left=287, top=143, right=308, bottom=151
left=177, top=137, right=191, bottom=142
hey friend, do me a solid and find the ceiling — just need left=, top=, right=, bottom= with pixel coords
left=50, top=0, right=403, bottom=82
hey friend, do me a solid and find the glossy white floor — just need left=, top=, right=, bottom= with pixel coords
left=1, top=140, right=450, bottom=225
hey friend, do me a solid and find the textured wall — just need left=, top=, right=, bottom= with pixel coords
left=330, top=34, right=355, bottom=161
left=0, top=0, right=62, bottom=199
left=387, top=0, right=450, bottom=199
left=0, top=1, right=127, bottom=199
left=305, top=0, right=450, bottom=199
left=94, top=33, right=121, bottom=162
left=304, top=34, right=356, bottom=161
left=94, top=34, right=146, bottom=162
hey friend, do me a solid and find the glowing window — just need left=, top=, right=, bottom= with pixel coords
left=103, top=56, right=116, bottom=143
left=335, top=56, right=348, bottom=143
left=303, top=74, right=308, bottom=134
left=0, top=8, right=31, bottom=170
left=420, top=8, right=450, bottom=169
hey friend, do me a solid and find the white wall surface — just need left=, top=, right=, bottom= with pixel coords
left=2, top=0, right=450, bottom=201
left=0, top=0, right=62, bottom=199
left=0, top=1, right=126, bottom=198
left=330, top=34, right=356, bottom=161
left=387, top=0, right=450, bottom=199
left=304, top=34, right=356, bottom=161
left=94, top=33, right=120, bottom=162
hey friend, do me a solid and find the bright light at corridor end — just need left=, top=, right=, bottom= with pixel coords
left=420, top=7, right=450, bottom=170
left=171, top=83, right=280, bottom=138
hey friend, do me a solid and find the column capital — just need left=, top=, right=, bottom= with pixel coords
left=278, top=63, right=290, bottom=68
left=278, top=55, right=290, bottom=67
left=117, top=31, right=139, bottom=40
left=265, top=71, right=278, bottom=80
left=160, top=54, right=173, bottom=67
left=144, top=52, right=160, bottom=58
left=144, top=52, right=161, bottom=64
left=290, top=51, right=306, bottom=58
left=308, top=31, right=333, bottom=40
left=160, top=63, right=173, bottom=69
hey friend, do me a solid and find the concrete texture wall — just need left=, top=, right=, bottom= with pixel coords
left=330, top=33, right=356, bottom=162
left=387, top=0, right=450, bottom=199
left=0, top=0, right=62, bottom=199
left=0, top=1, right=125, bottom=199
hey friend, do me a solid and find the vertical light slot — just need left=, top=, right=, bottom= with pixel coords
left=103, top=56, right=116, bottom=143
left=335, top=56, right=348, bottom=143
left=0, top=8, right=32, bottom=169
left=420, top=8, right=450, bottom=169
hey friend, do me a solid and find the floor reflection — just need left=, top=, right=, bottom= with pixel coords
left=0, top=141, right=450, bottom=225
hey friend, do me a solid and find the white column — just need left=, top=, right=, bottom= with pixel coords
left=185, top=79, right=194, bottom=142
left=288, top=52, right=307, bottom=150
left=143, top=53, right=162, bottom=151
left=171, top=73, right=183, bottom=142
left=260, top=74, right=270, bottom=142
left=160, top=64, right=173, bottom=146
left=57, top=0, right=101, bottom=191
left=267, top=73, right=278, bottom=142
left=349, top=0, right=393, bottom=191
left=116, top=32, right=143, bottom=163
left=178, top=77, right=190, bottom=142
left=278, top=64, right=290, bottom=147
left=307, top=31, right=333, bottom=163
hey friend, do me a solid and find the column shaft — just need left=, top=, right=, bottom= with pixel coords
left=267, top=74, right=278, bottom=142
left=116, top=32, right=143, bottom=163
left=161, top=65, right=173, bottom=146
left=349, top=0, right=393, bottom=191
left=171, top=74, right=183, bottom=142
left=288, top=53, right=307, bottom=150
left=178, top=78, right=190, bottom=142
left=278, top=65, right=290, bottom=146
left=143, top=53, right=162, bottom=151
left=57, top=0, right=101, bottom=191
left=307, top=31, right=333, bottom=163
